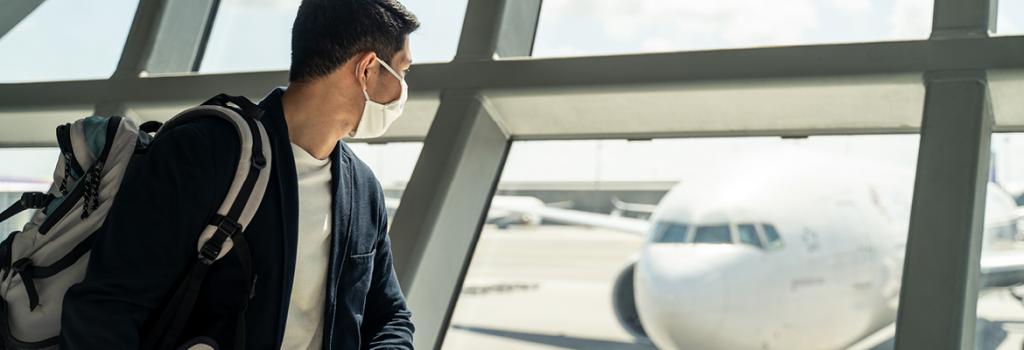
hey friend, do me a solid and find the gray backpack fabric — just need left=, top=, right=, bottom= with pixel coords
left=0, top=95, right=272, bottom=349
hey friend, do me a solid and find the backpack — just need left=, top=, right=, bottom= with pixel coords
left=0, top=94, right=273, bottom=350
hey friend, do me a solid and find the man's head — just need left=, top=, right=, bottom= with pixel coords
left=290, top=0, right=419, bottom=83
left=289, top=0, right=419, bottom=138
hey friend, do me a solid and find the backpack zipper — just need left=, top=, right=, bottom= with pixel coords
left=38, top=117, right=121, bottom=234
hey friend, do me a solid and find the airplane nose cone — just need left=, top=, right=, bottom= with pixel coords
left=635, top=245, right=744, bottom=350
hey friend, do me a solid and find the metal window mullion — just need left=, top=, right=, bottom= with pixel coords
left=931, top=0, right=998, bottom=39
left=96, top=0, right=220, bottom=116
left=895, top=0, right=997, bottom=348
left=1, top=36, right=1023, bottom=109
left=895, top=70, right=993, bottom=350
left=391, top=90, right=512, bottom=350
left=94, top=0, right=167, bottom=116
left=389, top=1, right=541, bottom=349
left=0, top=0, right=47, bottom=40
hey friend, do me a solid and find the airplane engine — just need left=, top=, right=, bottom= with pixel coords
left=612, top=261, right=650, bottom=340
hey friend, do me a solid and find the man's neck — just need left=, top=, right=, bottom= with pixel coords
left=280, top=82, right=361, bottom=160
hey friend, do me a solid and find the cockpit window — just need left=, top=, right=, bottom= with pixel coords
left=653, top=222, right=689, bottom=243
left=762, top=224, right=783, bottom=249
left=737, top=224, right=762, bottom=248
left=693, top=225, right=732, bottom=244
left=653, top=222, right=782, bottom=248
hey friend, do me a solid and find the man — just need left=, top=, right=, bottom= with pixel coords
left=61, top=0, right=419, bottom=348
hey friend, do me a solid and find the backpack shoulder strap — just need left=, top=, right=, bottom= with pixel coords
left=166, top=99, right=271, bottom=263
left=142, top=94, right=272, bottom=350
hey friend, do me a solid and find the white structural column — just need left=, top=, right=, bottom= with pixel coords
left=894, top=0, right=997, bottom=348
left=388, top=1, right=542, bottom=349
left=95, top=0, right=220, bottom=116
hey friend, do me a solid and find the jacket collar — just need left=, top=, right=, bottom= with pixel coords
left=258, top=87, right=299, bottom=348
left=257, top=88, right=354, bottom=349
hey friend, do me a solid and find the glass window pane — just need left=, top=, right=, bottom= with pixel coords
left=992, top=69, right=1024, bottom=130
left=0, top=148, right=58, bottom=235
left=344, top=142, right=422, bottom=230
left=199, top=0, right=468, bottom=74
left=762, top=224, right=783, bottom=249
left=0, top=0, right=139, bottom=83
left=533, top=0, right=932, bottom=58
left=978, top=132, right=1024, bottom=348
left=996, top=0, right=1024, bottom=36
left=445, top=134, right=919, bottom=350
left=738, top=224, right=762, bottom=248
left=694, top=225, right=732, bottom=244
left=653, top=222, right=688, bottom=243
left=0, top=108, right=96, bottom=147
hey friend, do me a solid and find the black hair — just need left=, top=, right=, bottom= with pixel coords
left=289, top=0, right=420, bottom=83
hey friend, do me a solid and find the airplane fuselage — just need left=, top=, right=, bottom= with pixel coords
left=628, top=152, right=1017, bottom=349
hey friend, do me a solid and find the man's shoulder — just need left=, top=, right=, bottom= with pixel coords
left=148, top=116, right=243, bottom=175
left=337, top=142, right=371, bottom=175
left=163, top=116, right=241, bottom=146
left=337, top=142, right=385, bottom=194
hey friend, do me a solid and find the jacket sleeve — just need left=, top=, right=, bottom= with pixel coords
left=60, top=121, right=235, bottom=349
left=361, top=202, right=415, bottom=349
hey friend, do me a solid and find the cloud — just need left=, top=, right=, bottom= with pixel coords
left=829, top=0, right=873, bottom=14
left=996, top=1, right=1023, bottom=35
left=888, top=0, right=932, bottom=38
left=538, top=0, right=948, bottom=57
left=541, top=0, right=824, bottom=52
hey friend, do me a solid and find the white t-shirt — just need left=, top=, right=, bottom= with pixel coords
left=281, top=143, right=333, bottom=350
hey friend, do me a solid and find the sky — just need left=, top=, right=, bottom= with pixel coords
left=0, top=0, right=1023, bottom=189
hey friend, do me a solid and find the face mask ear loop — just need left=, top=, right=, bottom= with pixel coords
left=374, top=56, right=403, bottom=81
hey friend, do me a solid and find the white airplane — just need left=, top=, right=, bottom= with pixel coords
left=499, top=149, right=1024, bottom=350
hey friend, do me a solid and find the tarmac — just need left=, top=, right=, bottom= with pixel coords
left=440, top=225, right=1024, bottom=350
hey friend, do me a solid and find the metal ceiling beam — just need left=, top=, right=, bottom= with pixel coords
left=1, top=36, right=1022, bottom=109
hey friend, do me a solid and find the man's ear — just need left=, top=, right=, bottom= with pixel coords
left=354, top=51, right=378, bottom=87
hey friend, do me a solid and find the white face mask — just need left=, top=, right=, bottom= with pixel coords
left=350, top=56, right=408, bottom=139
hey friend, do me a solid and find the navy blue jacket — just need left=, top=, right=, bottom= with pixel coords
left=61, top=88, right=414, bottom=349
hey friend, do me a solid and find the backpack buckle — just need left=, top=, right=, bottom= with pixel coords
left=198, top=242, right=221, bottom=265
left=19, top=192, right=52, bottom=209
left=211, top=215, right=242, bottom=238
left=11, top=258, right=31, bottom=274
left=198, top=215, right=242, bottom=264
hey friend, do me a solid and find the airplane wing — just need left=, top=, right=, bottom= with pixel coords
left=492, top=203, right=651, bottom=235
left=981, top=249, right=1024, bottom=288
left=385, top=196, right=652, bottom=235
left=611, top=198, right=658, bottom=215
